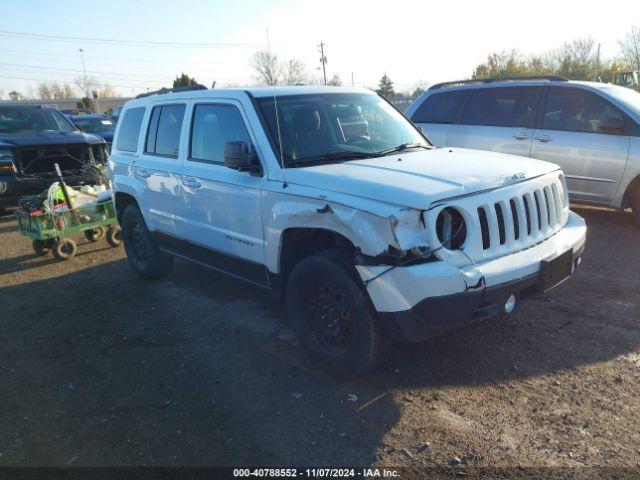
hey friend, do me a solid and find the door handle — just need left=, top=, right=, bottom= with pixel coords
left=136, top=168, right=151, bottom=178
left=182, top=177, right=202, bottom=189
left=535, top=135, right=553, bottom=143
left=513, top=132, right=530, bottom=140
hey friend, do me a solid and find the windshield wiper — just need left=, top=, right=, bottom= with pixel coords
left=289, top=150, right=381, bottom=166
left=376, top=142, right=431, bottom=156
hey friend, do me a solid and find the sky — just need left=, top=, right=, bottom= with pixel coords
left=0, top=0, right=639, bottom=98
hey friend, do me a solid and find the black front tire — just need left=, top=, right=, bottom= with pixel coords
left=121, top=205, right=173, bottom=279
left=286, top=249, right=387, bottom=377
left=631, top=188, right=640, bottom=226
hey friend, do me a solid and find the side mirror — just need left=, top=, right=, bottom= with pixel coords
left=600, top=116, right=625, bottom=135
left=224, top=141, right=262, bottom=175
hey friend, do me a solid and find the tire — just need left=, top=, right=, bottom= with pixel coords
left=121, top=204, right=173, bottom=279
left=631, top=188, right=640, bottom=226
left=286, top=249, right=387, bottom=377
left=106, top=225, right=122, bottom=247
left=32, top=239, right=53, bottom=256
left=84, top=226, right=106, bottom=242
left=53, top=238, right=77, bottom=261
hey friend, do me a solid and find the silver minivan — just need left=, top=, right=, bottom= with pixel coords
left=405, top=77, right=640, bottom=224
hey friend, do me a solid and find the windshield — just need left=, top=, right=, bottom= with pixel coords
left=603, top=86, right=640, bottom=118
left=256, top=92, right=430, bottom=166
left=0, top=106, right=76, bottom=134
left=73, top=117, right=115, bottom=133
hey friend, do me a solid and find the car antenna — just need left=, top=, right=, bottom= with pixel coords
left=268, top=29, right=287, bottom=188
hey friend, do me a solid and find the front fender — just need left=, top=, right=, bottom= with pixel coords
left=262, top=190, right=429, bottom=273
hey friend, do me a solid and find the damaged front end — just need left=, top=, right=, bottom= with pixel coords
left=11, top=142, right=107, bottom=179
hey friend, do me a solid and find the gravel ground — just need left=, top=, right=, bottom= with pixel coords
left=0, top=206, right=639, bottom=471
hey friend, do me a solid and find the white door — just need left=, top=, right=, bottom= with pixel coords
left=179, top=101, right=266, bottom=277
left=531, top=87, right=630, bottom=204
left=134, top=103, right=187, bottom=238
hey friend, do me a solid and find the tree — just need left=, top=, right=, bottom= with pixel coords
left=282, top=59, right=307, bottom=85
left=37, top=82, right=75, bottom=100
left=77, top=97, right=97, bottom=112
left=173, top=73, right=199, bottom=88
left=75, top=76, right=99, bottom=98
left=377, top=73, right=395, bottom=99
left=326, top=74, right=342, bottom=86
left=472, top=50, right=531, bottom=79
left=552, top=38, right=598, bottom=80
left=251, top=50, right=282, bottom=86
left=8, top=91, right=23, bottom=101
left=620, top=25, right=640, bottom=71
left=97, top=84, right=118, bottom=98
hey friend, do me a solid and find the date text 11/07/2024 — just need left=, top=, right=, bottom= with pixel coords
left=232, top=468, right=401, bottom=478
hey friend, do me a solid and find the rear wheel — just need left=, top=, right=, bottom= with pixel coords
left=32, top=239, right=54, bottom=256
left=286, top=249, right=387, bottom=377
left=53, top=238, right=77, bottom=261
left=106, top=225, right=122, bottom=247
left=84, top=227, right=106, bottom=242
left=121, top=205, right=173, bottom=279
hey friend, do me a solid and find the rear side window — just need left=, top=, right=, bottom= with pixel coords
left=190, top=104, right=252, bottom=163
left=145, top=104, right=186, bottom=157
left=542, top=87, right=627, bottom=135
left=462, top=87, right=539, bottom=128
left=115, top=107, right=145, bottom=152
left=411, top=90, right=469, bottom=124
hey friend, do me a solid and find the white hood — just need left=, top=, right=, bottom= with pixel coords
left=283, top=147, right=561, bottom=209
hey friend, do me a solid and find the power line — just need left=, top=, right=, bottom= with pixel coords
left=0, top=73, right=152, bottom=90
left=0, top=47, right=233, bottom=66
left=0, top=62, right=252, bottom=84
left=0, top=29, right=267, bottom=48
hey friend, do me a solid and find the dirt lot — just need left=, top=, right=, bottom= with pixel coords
left=0, top=206, right=639, bottom=471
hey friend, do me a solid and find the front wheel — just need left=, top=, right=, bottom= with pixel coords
left=121, top=205, right=173, bottom=279
left=631, top=188, right=640, bottom=226
left=53, top=238, right=77, bottom=261
left=286, top=249, right=387, bottom=377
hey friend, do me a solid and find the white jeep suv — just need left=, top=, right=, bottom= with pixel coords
left=109, top=86, right=586, bottom=376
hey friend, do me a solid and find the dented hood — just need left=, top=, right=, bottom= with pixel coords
left=283, top=147, right=560, bottom=209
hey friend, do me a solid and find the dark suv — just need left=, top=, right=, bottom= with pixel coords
left=0, top=104, right=106, bottom=215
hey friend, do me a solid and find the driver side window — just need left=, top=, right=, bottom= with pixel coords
left=542, top=88, right=627, bottom=135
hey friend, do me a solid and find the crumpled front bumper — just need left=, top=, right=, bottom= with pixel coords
left=356, top=211, right=587, bottom=342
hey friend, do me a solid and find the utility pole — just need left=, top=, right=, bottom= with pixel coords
left=318, top=41, right=327, bottom=86
left=78, top=48, right=88, bottom=96
left=351, top=72, right=354, bottom=87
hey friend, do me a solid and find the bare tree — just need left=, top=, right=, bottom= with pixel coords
left=283, top=59, right=307, bottom=85
left=327, top=73, right=342, bottom=86
left=8, top=91, right=23, bottom=101
left=75, top=76, right=99, bottom=98
left=251, top=50, right=282, bottom=86
left=550, top=37, right=597, bottom=80
left=97, top=84, right=119, bottom=98
left=37, top=82, right=75, bottom=100
left=620, top=25, right=640, bottom=70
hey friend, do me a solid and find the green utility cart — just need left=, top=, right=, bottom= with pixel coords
left=16, top=199, right=121, bottom=260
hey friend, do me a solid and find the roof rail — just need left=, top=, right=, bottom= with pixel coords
left=428, top=76, right=569, bottom=91
left=136, top=83, right=207, bottom=99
